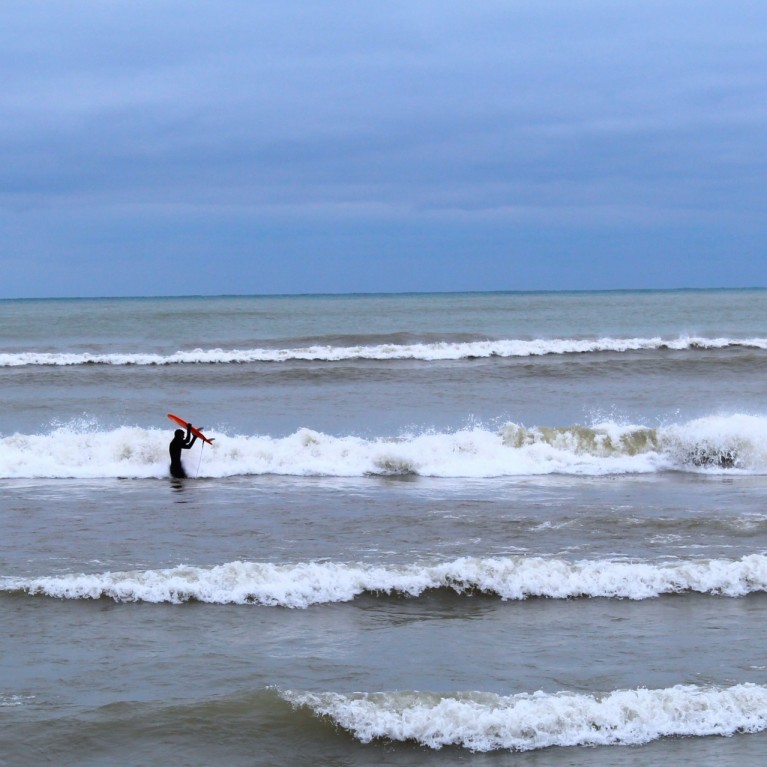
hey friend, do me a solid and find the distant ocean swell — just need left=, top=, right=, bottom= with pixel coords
left=1, top=414, right=766, bottom=478
left=5, top=554, right=767, bottom=606
left=282, top=684, right=767, bottom=751
left=2, top=335, right=767, bottom=366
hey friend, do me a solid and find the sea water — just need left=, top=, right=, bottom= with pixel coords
left=2, top=289, right=767, bottom=765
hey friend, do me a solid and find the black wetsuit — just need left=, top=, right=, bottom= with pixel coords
left=169, top=426, right=197, bottom=478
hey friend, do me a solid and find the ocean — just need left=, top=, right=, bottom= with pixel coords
left=3, top=289, right=767, bottom=766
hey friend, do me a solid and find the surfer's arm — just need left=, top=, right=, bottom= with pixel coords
left=184, top=424, right=198, bottom=449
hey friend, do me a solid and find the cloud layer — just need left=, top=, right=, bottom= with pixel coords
left=2, top=1, right=766, bottom=296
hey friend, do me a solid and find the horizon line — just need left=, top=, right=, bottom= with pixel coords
left=2, top=286, right=767, bottom=302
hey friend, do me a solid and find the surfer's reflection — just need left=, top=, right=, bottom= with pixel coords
left=170, top=477, right=186, bottom=493
left=170, top=476, right=193, bottom=503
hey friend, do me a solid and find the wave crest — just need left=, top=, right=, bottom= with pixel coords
left=2, top=415, right=767, bottom=478
left=4, top=554, right=767, bottom=607
left=3, top=335, right=767, bottom=366
left=282, top=683, right=767, bottom=751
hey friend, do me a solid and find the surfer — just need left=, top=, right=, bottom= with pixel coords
left=169, top=423, right=198, bottom=478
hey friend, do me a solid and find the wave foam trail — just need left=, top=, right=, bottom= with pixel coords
left=0, top=425, right=173, bottom=479
left=3, top=335, right=767, bottom=366
left=5, top=554, right=767, bottom=606
left=3, top=414, right=767, bottom=478
left=282, top=684, right=767, bottom=751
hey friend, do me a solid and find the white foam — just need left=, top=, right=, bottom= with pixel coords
left=5, top=554, right=767, bottom=607
left=0, top=425, right=172, bottom=479
left=0, top=414, right=767, bottom=479
left=2, top=335, right=766, bottom=366
left=662, top=414, right=767, bottom=470
left=3, top=414, right=767, bottom=479
left=0, top=694, right=34, bottom=707
left=282, top=683, right=767, bottom=751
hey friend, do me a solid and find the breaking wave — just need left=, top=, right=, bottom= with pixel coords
left=5, top=554, right=767, bottom=606
left=282, top=683, right=767, bottom=751
left=2, top=335, right=767, bottom=366
left=2, top=414, right=767, bottom=479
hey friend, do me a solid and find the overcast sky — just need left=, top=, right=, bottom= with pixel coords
left=2, top=1, right=766, bottom=297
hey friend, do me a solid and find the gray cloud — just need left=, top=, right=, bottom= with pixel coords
left=1, top=1, right=766, bottom=295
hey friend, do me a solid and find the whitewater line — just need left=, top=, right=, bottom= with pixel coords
left=4, top=554, right=767, bottom=607
left=282, top=683, right=767, bottom=751
left=2, top=335, right=767, bottom=366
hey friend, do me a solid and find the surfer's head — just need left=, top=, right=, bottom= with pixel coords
left=175, top=429, right=184, bottom=438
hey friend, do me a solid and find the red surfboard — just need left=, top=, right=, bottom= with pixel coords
left=167, top=413, right=215, bottom=445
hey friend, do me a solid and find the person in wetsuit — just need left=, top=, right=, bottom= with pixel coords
left=169, top=424, right=198, bottom=478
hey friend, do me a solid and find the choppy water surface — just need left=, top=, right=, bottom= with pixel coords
left=3, top=289, right=767, bottom=766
